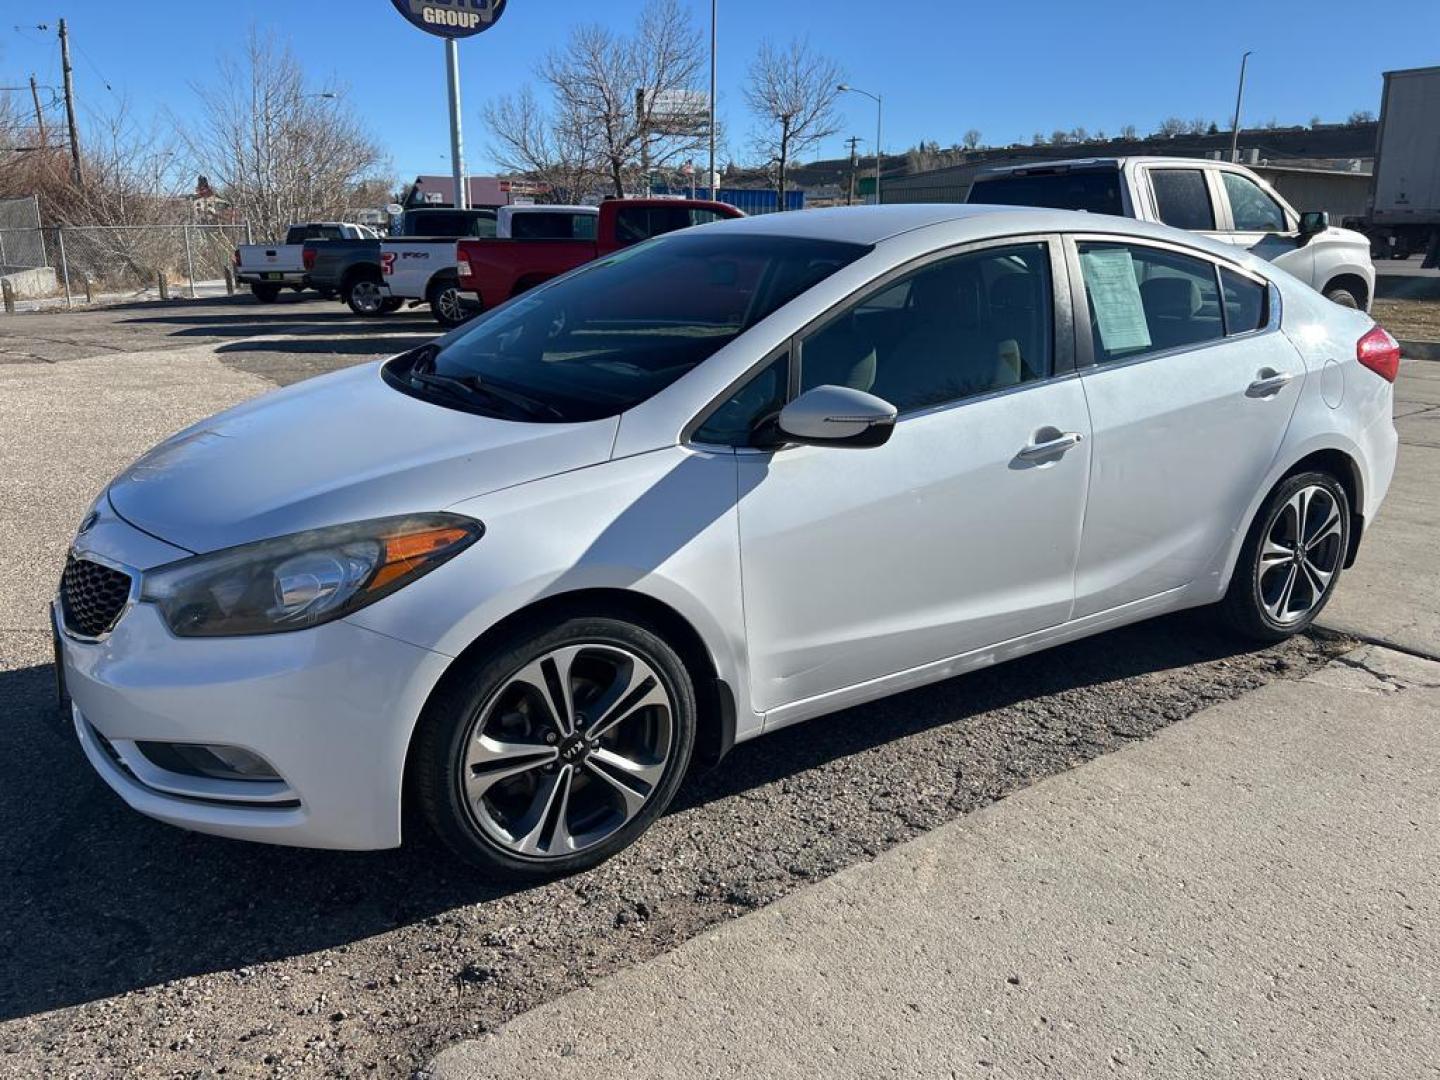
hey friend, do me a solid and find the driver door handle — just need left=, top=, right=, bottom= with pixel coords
left=1017, top=432, right=1083, bottom=461
left=1246, top=369, right=1297, bottom=397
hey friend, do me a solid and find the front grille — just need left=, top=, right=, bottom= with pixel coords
left=60, top=555, right=133, bottom=638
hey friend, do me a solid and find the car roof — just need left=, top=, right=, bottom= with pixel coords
left=975, top=155, right=1253, bottom=176
left=504, top=204, right=597, bottom=214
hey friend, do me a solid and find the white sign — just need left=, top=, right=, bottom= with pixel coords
left=1080, top=248, right=1151, bottom=353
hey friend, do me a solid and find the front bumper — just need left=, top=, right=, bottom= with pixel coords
left=58, top=597, right=451, bottom=851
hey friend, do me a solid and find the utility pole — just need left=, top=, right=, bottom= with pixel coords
left=845, top=135, right=861, bottom=206
left=708, top=0, right=716, bottom=199
left=1229, top=50, right=1252, bottom=164
left=58, top=19, right=83, bottom=186
left=29, top=76, right=47, bottom=146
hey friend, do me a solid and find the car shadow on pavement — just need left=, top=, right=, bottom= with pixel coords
left=0, top=611, right=1274, bottom=1022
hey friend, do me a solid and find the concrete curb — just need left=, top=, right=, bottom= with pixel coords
left=1398, top=339, right=1440, bottom=362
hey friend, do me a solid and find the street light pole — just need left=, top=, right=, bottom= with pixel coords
left=1229, top=50, right=1252, bottom=164
left=708, top=0, right=717, bottom=199
left=445, top=38, right=468, bottom=210
left=839, top=85, right=883, bottom=204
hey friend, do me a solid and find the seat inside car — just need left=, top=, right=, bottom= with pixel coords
left=1138, top=275, right=1220, bottom=350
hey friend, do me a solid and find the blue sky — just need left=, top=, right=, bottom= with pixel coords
left=5, top=0, right=1438, bottom=184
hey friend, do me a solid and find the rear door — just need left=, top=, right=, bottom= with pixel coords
left=1066, top=235, right=1304, bottom=616
left=1139, top=165, right=1224, bottom=241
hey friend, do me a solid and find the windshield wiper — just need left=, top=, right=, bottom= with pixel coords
left=406, top=367, right=565, bottom=422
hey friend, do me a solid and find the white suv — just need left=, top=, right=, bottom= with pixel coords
left=968, top=157, right=1376, bottom=310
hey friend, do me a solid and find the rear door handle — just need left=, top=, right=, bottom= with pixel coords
left=1017, top=431, right=1083, bottom=461
left=1246, top=369, right=1296, bottom=397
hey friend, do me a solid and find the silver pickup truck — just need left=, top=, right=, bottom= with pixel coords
left=967, top=157, right=1376, bottom=310
left=234, top=222, right=379, bottom=303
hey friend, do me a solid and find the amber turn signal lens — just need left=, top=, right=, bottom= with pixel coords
left=366, top=526, right=474, bottom=591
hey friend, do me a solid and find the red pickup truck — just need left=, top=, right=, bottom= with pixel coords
left=456, top=198, right=742, bottom=313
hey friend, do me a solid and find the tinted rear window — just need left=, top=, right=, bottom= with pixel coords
left=388, top=233, right=868, bottom=423
left=968, top=170, right=1125, bottom=216
left=511, top=212, right=598, bottom=241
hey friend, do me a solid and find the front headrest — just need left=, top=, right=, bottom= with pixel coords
left=1139, top=276, right=1201, bottom=318
left=990, top=271, right=1037, bottom=312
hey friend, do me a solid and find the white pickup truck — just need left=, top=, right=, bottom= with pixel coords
left=967, top=157, right=1376, bottom=310
left=382, top=205, right=598, bottom=327
left=234, top=222, right=378, bottom=303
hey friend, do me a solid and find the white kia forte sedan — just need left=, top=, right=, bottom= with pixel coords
left=55, top=206, right=1399, bottom=878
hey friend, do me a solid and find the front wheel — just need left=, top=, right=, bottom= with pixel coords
left=1220, top=471, right=1350, bottom=641
left=412, top=615, right=696, bottom=879
left=346, top=277, right=387, bottom=316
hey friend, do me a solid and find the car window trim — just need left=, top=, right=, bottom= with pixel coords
left=1064, top=232, right=1281, bottom=373
left=682, top=232, right=1077, bottom=448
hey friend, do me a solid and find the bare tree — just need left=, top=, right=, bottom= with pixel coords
left=1069, top=126, right=1089, bottom=144
left=506, top=0, right=709, bottom=198
left=184, top=30, right=387, bottom=241
left=963, top=128, right=982, bottom=150
left=484, top=85, right=602, bottom=203
left=1156, top=117, right=1187, bottom=137
left=744, top=37, right=843, bottom=209
left=1031, top=132, right=1046, bottom=146
left=1347, top=109, right=1376, bottom=125
left=1119, top=124, right=1138, bottom=140
left=1049, top=129, right=1070, bottom=145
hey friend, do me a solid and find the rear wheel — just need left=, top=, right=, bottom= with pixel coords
left=1221, top=471, right=1350, bottom=641
left=429, top=277, right=476, bottom=328
left=1324, top=285, right=1361, bottom=309
left=346, top=276, right=387, bottom=316
left=412, top=615, right=696, bottom=879
left=250, top=283, right=282, bottom=304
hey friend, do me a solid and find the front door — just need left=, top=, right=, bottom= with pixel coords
left=726, top=239, right=1093, bottom=714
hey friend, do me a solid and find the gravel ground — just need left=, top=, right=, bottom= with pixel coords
left=0, top=296, right=1359, bottom=1078
left=0, top=622, right=1352, bottom=1078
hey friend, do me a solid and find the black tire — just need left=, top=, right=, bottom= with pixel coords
left=429, top=276, right=476, bottom=328
left=1220, top=470, right=1350, bottom=642
left=1324, top=286, right=1361, bottom=310
left=412, top=614, right=697, bottom=879
left=250, top=283, right=282, bottom=304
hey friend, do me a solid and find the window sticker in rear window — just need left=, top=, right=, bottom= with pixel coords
left=1080, top=248, right=1151, bottom=353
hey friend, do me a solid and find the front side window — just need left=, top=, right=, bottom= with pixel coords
left=385, top=234, right=867, bottom=423
left=1221, top=173, right=1288, bottom=232
left=1078, top=242, right=1224, bottom=363
left=1149, top=169, right=1216, bottom=230
left=798, top=242, right=1054, bottom=414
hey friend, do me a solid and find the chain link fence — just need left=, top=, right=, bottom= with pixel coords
left=0, top=195, right=46, bottom=271
left=0, top=222, right=252, bottom=304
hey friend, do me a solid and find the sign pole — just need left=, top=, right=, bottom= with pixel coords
left=445, top=37, right=468, bottom=210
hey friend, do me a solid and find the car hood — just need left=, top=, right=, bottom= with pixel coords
left=107, top=361, right=618, bottom=554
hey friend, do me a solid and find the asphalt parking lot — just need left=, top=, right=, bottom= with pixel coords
left=0, top=293, right=1434, bottom=1077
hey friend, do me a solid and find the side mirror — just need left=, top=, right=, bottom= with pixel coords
left=1298, top=210, right=1329, bottom=244
left=775, top=384, right=897, bottom=449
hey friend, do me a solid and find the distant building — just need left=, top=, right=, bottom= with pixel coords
left=403, top=175, right=550, bottom=209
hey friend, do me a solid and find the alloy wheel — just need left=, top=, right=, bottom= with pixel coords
left=351, top=281, right=384, bottom=314
left=460, top=644, right=674, bottom=859
left=1256, top=484, right=1345, bottom=625
left=436, top=287, right=467, bottom=325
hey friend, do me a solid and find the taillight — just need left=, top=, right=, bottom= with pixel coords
left=1357, top=324, right=1400, bottom=383
left=457, top=259, right=472, bottom=280
left=302, top=247, right=317, bottom=271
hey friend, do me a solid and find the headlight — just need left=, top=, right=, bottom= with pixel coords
left=140, top=514, right=482, bottom=637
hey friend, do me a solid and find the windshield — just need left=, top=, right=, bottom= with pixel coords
left=969, top=170, right=1125, bottom=215
left=385, top=232, right=869, bottom=423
